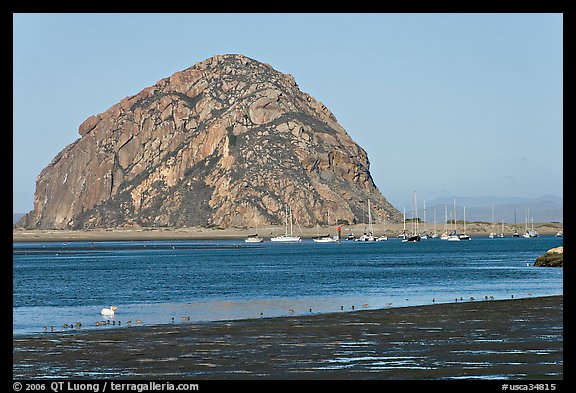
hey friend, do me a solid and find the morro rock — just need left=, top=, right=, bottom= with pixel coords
left=18, top=54, right=401, bottom=229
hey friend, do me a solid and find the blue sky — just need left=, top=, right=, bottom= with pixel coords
left=13, top=13, right=563, bottom=214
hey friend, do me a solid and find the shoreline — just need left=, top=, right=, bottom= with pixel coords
left=13, top=222, right=564, bottom=242
left=13, top=295, right=563, bottom=379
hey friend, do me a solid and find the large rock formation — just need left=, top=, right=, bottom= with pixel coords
left=18, top=54, right=401, bottom=230
left=534, top=246, right=563, bottom=267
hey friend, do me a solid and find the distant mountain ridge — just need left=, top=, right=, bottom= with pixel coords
left=13, top=213, right=25, bottom=225
left=14, top=194, right=562, bottom=227
left=424, top=195, right=563, bottom=224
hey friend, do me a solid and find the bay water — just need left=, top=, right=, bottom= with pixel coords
left=13, top=236, right=563, bottom=336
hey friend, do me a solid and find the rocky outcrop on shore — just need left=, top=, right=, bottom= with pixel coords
left=534, top=246, right=563, bottom=267
left=17, top=54, right=401, bottom=230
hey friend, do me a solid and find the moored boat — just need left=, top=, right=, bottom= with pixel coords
left=271, top=205, right=301, bottom=242
left=244, top=234, right=264, bottom=243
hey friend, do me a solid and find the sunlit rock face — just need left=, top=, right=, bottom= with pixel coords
left=19, top=54, right=400, bottom=229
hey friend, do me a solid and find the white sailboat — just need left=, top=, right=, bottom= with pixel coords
left=403, top=191, right=420, bottom=242
left=523, top=208, right=531, bottom=238
left=313, top=211, right=337, bottom=243
left=244, top=212, right=264, bottom=243
left=271, top=205, right=301, bottom=242
left=431, top=208, right=439, bottom=238
left=356, top=200, right=376, bottom=241
left=313, top=235, right=337, bottom=243
left=489, top=204, right=497, bottom=238
left=440, top=205, right=450, bottom=240
left=420, top=200, right=428, bottom=239
left=498, top=219, right=505, bottom=237
left=375, top=207, right=388, bottom=241
left=529, top=216, right=539, bottom=237
left=447, top=199, right=460, bottom=241
left=459, top=206, right=471, bottom=240
left=522, top=208, right=539, bottom=238
left=244, top=233, right=264, bottom=243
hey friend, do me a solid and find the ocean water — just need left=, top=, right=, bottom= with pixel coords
left=13, top=236, right=563, bottom=335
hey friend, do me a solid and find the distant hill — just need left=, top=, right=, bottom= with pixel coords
left=424, top=195, right=563, bottom=224
left=13, top=213, right=25, bottom=225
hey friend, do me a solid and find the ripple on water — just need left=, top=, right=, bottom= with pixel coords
left=322, top=355, right=433, bottom=371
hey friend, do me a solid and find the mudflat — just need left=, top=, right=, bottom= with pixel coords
left=13, top=295, right=562, bottom=379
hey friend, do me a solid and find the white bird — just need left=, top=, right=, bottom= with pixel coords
left=100, top=306, right=118, bottom=316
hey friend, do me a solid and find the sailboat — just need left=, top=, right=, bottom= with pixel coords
left=447, top=199, right=460, bottom=241
left=523, top=208, right=531, bottom=238
left=458, top=206, right=471, bottom=240
left=529, top=214, right=539, bottom=237
left=398, top=206, right=408, bottom=240
left=431, top=208, right=439, bottom=238
left=244, top=212, right=264, bottom=243
left=522, top=208, right=539, bottom=238
left=440, top=205, right=450, bottom=240
left=313, top=211, right=337, bottom=243
left=489, top=204, right=497, bottom=238
left=356, top=200, right=376, bottom=241
left=271, top=205, right=301, bottom=242
left=403, top=191, right=421, bottom=242
left=420, top=200, right=428, bottom=239
left=498, top=219, right=505, bottom=237
left=375, top=207, right=388, bottom=241
left=512, top=209, right=520, bottom=237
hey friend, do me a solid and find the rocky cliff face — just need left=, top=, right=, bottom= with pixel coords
left=18, top=54, right=401, bottom=229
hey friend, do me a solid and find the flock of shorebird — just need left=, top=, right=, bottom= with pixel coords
left=41, top=294, right=526, bottom=333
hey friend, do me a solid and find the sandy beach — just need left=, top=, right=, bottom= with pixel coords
left=12, top=221, right=563, bottom=242
left=13, top=295, right=562, bottom=379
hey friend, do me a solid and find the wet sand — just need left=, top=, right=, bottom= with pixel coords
left=12, top=222, right=564, bottom=242
left=13, top=295, right=562, bottom=379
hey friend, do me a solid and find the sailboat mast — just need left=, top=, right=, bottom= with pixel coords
left=368, top=199, right=373, bottom=235
left=285, top=205, right=288, bottom=236
left=413, top=191, right=418, bottom=235
left=403, top=206, right=406, bottom=232
left=290, top=206, right=293, bottom=236
left=492, top=204, right=495, bottom=230
left=453, top=198, right=457, bottom=234
left=445, top=205, right=448, bottom=234
left=423, top=200, right=426, bottom=234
